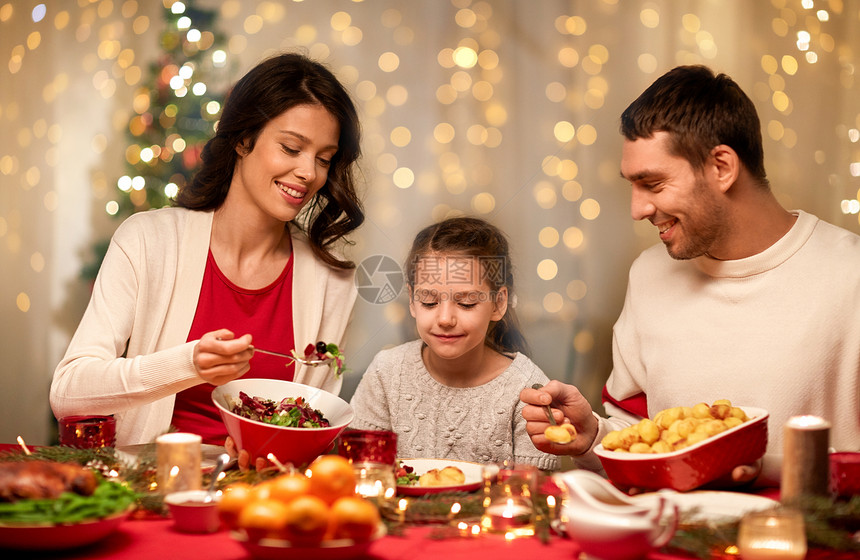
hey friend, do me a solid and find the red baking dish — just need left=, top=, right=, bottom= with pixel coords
left=594, top=406, right=768, bottom=492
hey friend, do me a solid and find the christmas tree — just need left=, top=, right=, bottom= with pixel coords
left=83, top=0, right=233, bottom=280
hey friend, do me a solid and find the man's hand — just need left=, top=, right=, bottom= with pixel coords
left=695, top=460, right=763, bottom=490
left=730, top=460, right=762, bottom=485
left=520, top=380, right=599, bottom=456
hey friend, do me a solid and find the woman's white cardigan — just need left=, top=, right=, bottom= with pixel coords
left=50, top=208, right=357, bottom=446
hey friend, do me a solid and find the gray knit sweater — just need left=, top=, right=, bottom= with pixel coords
left=349, top=340, right=559, bottom=471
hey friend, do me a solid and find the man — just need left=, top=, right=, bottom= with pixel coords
left=521, top=65, right=860, bottom=486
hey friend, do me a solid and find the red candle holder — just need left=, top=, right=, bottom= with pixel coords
left=830, top=451, right=860, bottom=498
left=337, top=429, right=397, bottom=465
left=58, top=415, right=117, bottom=448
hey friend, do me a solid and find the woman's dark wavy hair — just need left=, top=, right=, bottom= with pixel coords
left=620, top=65, right=769, bottom=188
left=174, top=52, right=364, bottom=268
left=404, top=216, right=530, bottom=357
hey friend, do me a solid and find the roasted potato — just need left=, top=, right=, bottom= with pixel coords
left=600, top=399, right=750, bottom=453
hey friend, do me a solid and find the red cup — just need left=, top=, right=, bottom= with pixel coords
left=337, top=429, right=397, bottom=465
left=58, top=415, right=117, bottom=448
left=830, top=451, right=860, bottom=497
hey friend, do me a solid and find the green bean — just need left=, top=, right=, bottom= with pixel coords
left=0, top=477, right=138, bottom=525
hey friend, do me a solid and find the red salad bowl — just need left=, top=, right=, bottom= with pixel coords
left=594, top=406, right=768, bottom=492
left=212, top=379, right=354, bottom=468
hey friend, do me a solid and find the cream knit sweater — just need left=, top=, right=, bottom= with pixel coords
left=576, top=211, right=860, bottom=486
left=51, top=207, right=357, bottom=446
left=350, top=340, right=560, bottom=470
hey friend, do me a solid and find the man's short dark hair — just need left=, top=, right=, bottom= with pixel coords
left=620, top=65, right=769, bottom=188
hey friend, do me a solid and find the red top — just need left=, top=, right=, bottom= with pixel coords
left=602, top=385, right=649, bottom=419
left=172, top=250, right=295, bottom=444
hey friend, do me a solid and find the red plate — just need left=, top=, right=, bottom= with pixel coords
left=232, top=523, right=385, bottom=560
left=594, top=406, right=769, bottom=492
left=396, top=458, right=483, bottom=496
left=0, top=507, right=133, bottom=551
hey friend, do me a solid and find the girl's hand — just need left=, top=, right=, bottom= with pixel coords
left=193, top=329, right=254, bottom=386
left=520, top=380, right=599, bottom=456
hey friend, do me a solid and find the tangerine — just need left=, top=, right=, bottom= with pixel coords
left=217, top=482, right=253, bottom=530
left=268, top=472, right=311, bottom=504
left=328, top=495, right=380, bottom=542
left=237, top=498, right=290, bottom=541
left=282, top=494, right=330, bottom=545
left=306, top=455, right=356, bottom=505
left=249, top=480, right=275, bottom=501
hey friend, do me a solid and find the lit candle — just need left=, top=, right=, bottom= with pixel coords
left=482, top=500, right=535, bottom=535
left=782, top=415, right=831, bottom=501
left=16, top=436, right=31, bottom=455
left=267, top=453, right=291, bottom=473
left=156, top=432, right=202, bottom=494
left=352, top=465, right=395, bottom=498
left=738, top=509, right=807, bottom=560
left=448, top=501, right=461, bottom=523
left=480, top=462, right=537, bottom=537
left=397, top=498, right=408, bottom=524
left=546, top=494, right=556, bottom=521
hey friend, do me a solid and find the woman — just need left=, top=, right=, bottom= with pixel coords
left=50, top=53, right=364, bottom=462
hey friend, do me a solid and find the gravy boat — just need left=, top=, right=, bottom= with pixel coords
left=553, top=470, right=678, bottom=560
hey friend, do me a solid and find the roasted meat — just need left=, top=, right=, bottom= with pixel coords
left=0, top=460, right=98, bottom=502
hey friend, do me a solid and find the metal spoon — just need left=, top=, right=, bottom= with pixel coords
left=531, top=383, right=558, bottom=426
left=204, top=453, right=230, bottom=503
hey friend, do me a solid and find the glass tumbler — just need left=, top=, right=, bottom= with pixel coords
left=737, top=508, right=807, bottom=560
left=337, top=429, right=398, bottom=499
left=480, top=462, right=538, bottom=537
left=58, top=415, right=117, bottom=448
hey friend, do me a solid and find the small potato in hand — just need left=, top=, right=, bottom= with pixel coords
left=544, top=423, right=577, bottom=444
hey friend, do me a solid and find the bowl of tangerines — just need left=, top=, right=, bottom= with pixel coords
left=218, top=455, right=384, bottom=559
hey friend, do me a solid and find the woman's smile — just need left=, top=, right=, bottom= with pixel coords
left=275, top=180, right=307, bottom=202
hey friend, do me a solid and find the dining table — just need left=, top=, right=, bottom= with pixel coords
left=8, top=506, right=855, bottom=560
left=1, top=444, right=855, bottom=560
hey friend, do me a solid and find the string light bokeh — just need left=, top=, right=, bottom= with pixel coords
left=1, top=0, right=857, bottom=444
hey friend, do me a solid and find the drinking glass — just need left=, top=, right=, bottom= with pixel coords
left=480, top=462, right=537, bottom=537
left=737, top=508, right=807, bottom=560
left=830, top=451, right=860, bottom=498
left=337, top=429, right=398, bottom=499
left=57, top=415, right=116, bottom=448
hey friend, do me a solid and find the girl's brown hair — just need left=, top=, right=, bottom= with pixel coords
left=405, top=216, right=529, bottom=356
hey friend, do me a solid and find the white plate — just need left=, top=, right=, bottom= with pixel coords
left=116, top=443, right=235, bottom=473
left=396, top=458, right=483, bottom=496
left=631, top=490, right=778, bottom=523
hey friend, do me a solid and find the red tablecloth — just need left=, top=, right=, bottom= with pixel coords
left=0, top=445, right=853, bottom=559
left=35, top=519, right=583, bottom=559
left=10, top=516, right=855, bottom=560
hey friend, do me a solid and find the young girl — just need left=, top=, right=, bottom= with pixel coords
left=350, top=217, right=558, bottom=470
